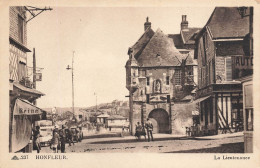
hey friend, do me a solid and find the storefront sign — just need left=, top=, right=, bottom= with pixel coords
left=13, top=99, right=42, bottom=115
left=233, top=56, right=253, bottom=69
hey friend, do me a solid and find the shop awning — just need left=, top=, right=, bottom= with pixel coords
left=10, top=98, right=43, bottom=152
left=13, top=98, right=43, bottom=115
left=192, top=95, right=211, bottom=104
left=13, top=82, right=45, bottom=96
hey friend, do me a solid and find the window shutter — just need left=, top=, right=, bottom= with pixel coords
left=226, top=57, right=232, bottom=81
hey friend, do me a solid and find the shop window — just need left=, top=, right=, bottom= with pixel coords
left=18, top=15, right=24, bottom=44
left=166, top=76, right=170, bottom=85
left=246, top=109, right=253, bottom=131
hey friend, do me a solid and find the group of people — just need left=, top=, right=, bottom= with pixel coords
left=135, top=118, right=154, bottom=142
left=32, top=125, right=81, bottom=153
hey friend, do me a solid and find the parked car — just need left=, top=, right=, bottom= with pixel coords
left=39, top=126, right=54, bottom=146
left=35, top=120, right=54, bottom=146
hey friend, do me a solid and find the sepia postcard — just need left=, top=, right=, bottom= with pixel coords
left=0, top=0, right=260, bottom=168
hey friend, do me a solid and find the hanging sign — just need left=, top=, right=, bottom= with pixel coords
left=35, top=73, right=42, bottom=81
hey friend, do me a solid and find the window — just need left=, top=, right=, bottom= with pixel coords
left=209, top=98, right=213, bottom=123
left=166, top=76, right=170, bottom=85
left=18, top=15, right=24, bottom=43
left=79, top=115, right=82, bottom=119
left=246, top=109, right=253, bottom=131
left=167, top=95, right=170, bottom=103
left=146, top=94, right=150, bottom=103
left=174, top=69, right=181, bottom=85
left=146, top=77, right=150, bottom=86
left=225, top=57, right=232, bottom=81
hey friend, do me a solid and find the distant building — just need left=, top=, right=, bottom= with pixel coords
left=194, top=7, right=252, bottom=135
left=107, top=115, right=129, bottom=131
left=126, top=17, right=200, bottom=135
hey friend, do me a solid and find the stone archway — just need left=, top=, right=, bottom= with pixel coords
left=148, top=108, right=169, bottom=133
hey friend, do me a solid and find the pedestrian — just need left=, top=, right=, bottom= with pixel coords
left=68, top=127, right=74, bottom=146
left=145, top=118, right=154, bottom=142
left=135, top=122, right=143, bottom=140
left=51, top=128, right=60, bottom=153
left=59, top=125, right=66, bottom=153
left=33, top=126, right=41, bottom=153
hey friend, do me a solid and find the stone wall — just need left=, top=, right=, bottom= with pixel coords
left=171, top=102, right=196, bottom=135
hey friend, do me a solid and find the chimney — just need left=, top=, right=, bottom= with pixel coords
left=181, top=15, right=188, bottom=30
left=144, top=17, right=151, bottom=31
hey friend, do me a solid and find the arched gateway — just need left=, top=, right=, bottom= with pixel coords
left=148, top=108, right=169, bottom=133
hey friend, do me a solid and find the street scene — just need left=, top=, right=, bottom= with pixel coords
left=8, top=6, right=253, bottom=154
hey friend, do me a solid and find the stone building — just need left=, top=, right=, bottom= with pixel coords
left=126, top=17, right=199, bottom=135
left=9, top=7, right=45, bottom=153
left=194, top=7, right=252, bottom=135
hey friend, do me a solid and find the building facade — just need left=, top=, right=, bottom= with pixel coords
left=9, top=6, right=45, bottom=153
left=194, top=7, right=252, bottom=135
left=126, top=17, right=199, bottom=135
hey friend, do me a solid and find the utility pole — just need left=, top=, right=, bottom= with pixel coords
left=32, top=48, right=37, bottom=105
left=66, top=51, right=75, bottom=120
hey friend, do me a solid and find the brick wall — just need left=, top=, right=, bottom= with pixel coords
left=9, top=6, right=27, bottom=46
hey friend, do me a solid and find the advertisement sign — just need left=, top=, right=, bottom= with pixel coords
left=13, top=99, right=42, bottom=115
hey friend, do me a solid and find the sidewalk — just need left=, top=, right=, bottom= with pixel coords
left=193, top=131, right=243, bottom=140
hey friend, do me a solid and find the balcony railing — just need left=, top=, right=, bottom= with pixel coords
left=19, top=77, right=33, bottom=88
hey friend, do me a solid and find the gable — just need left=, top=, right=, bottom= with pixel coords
left=137, top=29, right=183, bottom=67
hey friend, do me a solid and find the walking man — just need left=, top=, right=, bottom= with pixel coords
left=59, top=125, right=66, bottom=153
left=145, top=118, right=154, bottom=142
left=33, top=126, right=41, bottom=153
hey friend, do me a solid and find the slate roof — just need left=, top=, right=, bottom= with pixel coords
left=207, top=7, right=249, bottom=39
left=180, top=28, right=200, bottom=44
left=131, top=27, right=154, bottom=60
left=136, top=28, right=183, bottom=67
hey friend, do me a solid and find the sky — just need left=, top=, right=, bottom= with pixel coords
left=26, top=7, right=215, bottom=108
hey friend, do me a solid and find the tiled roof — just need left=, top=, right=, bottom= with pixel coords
left=167, top=34, right=183, bottom=48
left=180, top=28, right=200, bottom=44
left=131, top=27, right=154, bottom=60
left=137, top=28, right=183, bottom=67
left=207, top=7, right=249, bottom=39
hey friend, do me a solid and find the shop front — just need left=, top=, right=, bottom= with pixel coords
left=241, top=75, right=253, bottom=153
left=195, top=82, right=243, bottom=135
left=9, top=82, right=44, bottom=153
left=10, top=98, right=43, bottom=153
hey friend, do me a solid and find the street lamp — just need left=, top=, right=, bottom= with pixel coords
left=66, top=51, right=75, bottom=121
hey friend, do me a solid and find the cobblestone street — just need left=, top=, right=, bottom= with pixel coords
left=40, top=132, right=244, bottom=153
